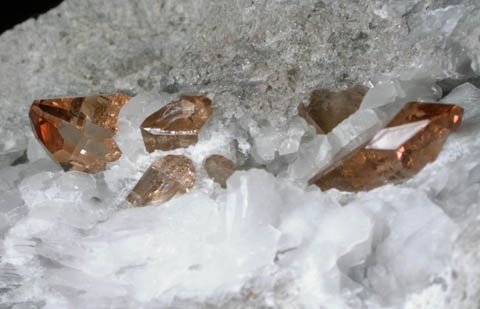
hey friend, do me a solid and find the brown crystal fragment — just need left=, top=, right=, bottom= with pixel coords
left=310, top=102, right=464, bottom=192
left=140, top=95, right=213, bottom=152
left=204, top=154, right=235, bottom=188
left=300, top=85, right=367, bottom=134
left=298, top=103, right=324, bottom=134
left=29, top=94, right=131, bottom=173
left=127, top=155, right=196, bottom=206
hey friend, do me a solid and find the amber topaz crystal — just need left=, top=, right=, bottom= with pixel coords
left=29, top=94, right=131, bottom=173
left=127, top=155, right=196, bottom=206
left=204, top=154, right=235, bottom=188
left=310, top=102, right=464, bottom=192
left=140, top=95, right=213, bottom=152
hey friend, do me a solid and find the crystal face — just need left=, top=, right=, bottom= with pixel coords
left=29, top=94, right=131, bottom=173
left=204, top=154, right=235, bottom=188
left=140, top=95, right=213, bottom=152
left=310, top=102, right=464, bottom=192
left=299, top=85, right=367, bottom=134
left=127, top=155, right=196, bottom=206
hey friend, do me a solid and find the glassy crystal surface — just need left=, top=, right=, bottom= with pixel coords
left=140, top=96, right=213, bottom=152
left=127, top=155, right=196, bottom=206
left=29, top=94, right=131, bottom=173
left=299, top=85, right=367, bottom=134
left=205, top=154, right=235, bottom=188
left=310, top=102, right=464, bottom=192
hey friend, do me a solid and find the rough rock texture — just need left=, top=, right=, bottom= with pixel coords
left=1, top=0, right=480, bottom=308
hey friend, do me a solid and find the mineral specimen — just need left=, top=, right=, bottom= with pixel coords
left=127, top=155, right=196, bottom=206
left=299, top=85, right=368, bottom=134
left=140, top=95, right=213, bottom=152
left=310, top=102, right=464, bottom=192
left=204, top=154, right=235, bottom=188
left=29, top=94, right=131, bottom=173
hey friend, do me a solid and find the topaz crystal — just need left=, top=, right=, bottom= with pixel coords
left=127, top=155, right=196, bottom=206
left=204, top=154, right=235, bottom=188
left=140, top=95, right=213, bottom=152
left=299, top=85, right=367, bottom=134
left=310, top=102, right=464, bottom=192
left=29, top=94, right=131, bottom=173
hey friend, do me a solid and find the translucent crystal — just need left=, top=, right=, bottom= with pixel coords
left=300, top=85, right=367, bottom=134
left=28, top=94, right=131, bottom=173
left=140, top=96, right=213, bottom=152
left=127, top=155, right=196, bottom=206
left=204, top=154, right=235, bottom=188
left=311, top=102, right=464, bottom=192
left=440, top=83, right=480, bottom=119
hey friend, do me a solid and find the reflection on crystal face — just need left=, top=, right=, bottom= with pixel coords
left=310, top=102, right=464, bottom=192
left=140, top=95, right=213, bottom=152
left=29, top=94, right=131, bottom=173
left=127, top=155, right=196, bottom=206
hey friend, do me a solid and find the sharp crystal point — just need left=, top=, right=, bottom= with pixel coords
left=29, top=93, right=131, bottom=173
left=127, top=155, right=196, bottom=206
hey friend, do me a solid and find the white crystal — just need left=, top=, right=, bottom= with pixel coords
left=366, top=119, right=430, bottom=150
left=360, top=78, right=440, bottom=110
left=440, top=83, right=480, bottom=119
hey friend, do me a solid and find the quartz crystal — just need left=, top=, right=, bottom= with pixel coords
left=127, top=155, right=196, bottom=206
left=29, top=94, right=131, bottom=173
left=299, top=85, right=367, bottom=134
left=310, top=102, right=464, bottom=192
left=204, top=154, right=235, bottom=188
left=140, top=96, right=213, bottom=152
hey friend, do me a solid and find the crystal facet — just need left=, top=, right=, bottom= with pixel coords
left=140, top=95, right=213, bottom=152
left=299, top=85, right=367, bottom=134
left=29, top=94, right=131, bottom=173
left=310, top=102, right=464, bottom=192
left=127, top=155, right=196, bottom=206
left=204, top=154, right=235, bottom=188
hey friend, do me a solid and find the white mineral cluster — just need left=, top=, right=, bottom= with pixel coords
left=1, top=0, right=480, bottom=308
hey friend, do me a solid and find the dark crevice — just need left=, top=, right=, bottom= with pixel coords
left=10, top=150, right=28, bottom=166
left=437, top=76, right=480, bottom=97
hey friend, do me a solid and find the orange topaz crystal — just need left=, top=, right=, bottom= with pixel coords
left=127, top=155, right=196, bottom=206
left=310, top=102, right=464, bottom=192
left=140, top=95, right=213, bottom=152
left=29, top=94, right=131, bottom=173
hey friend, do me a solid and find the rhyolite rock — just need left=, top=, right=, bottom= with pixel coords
left=2, top=1, right=480, bottom=308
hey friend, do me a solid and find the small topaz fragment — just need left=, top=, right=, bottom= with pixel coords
left=299, top=85, right=367, bottom=134
left=29, top=94, right=131, bottom=173
left=310, top=102, right=464, bottom=192
left=127, top=155, right=196, bottom=206
left=204, top=154, right=235, bottom=188
left=140, top=95, right=213, bottom=152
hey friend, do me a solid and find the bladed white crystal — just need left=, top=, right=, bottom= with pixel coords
left=366, top=119, right=430, bottom=150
